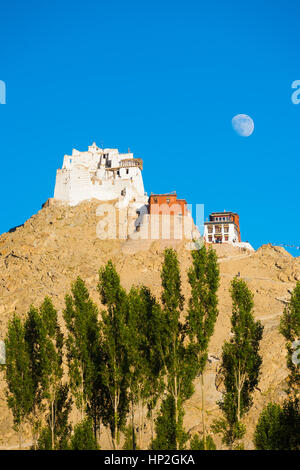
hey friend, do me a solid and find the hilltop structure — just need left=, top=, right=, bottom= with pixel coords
left=149, top=192, right=188, bottom=216
left=53, top=143, right=251, bottom=248
left=204, top=211, right=253, bottom=250
left=54, top=143, right=148, bottom=208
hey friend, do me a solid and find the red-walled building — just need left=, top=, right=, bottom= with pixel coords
left=149, top=192, right=188, bottom=216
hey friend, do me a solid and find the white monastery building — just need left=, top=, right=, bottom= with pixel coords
left=204, top=211, right=254, bottom=250
left=54, top=142, right=148, bottom=208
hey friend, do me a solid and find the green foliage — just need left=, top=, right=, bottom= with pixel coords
left=39, top=297, right=64, bottom=449
left=187, top=246, right=220, bottom=375
left=37, top=384, right=72, bottom=449
left=280, top=282, right=300, bottom=394
left=187, top=245, right=219, bottom=447
left=36, top=426, right=53, bottom=450
left=213, top=278, right=263, bottom=448
left=70, top=418, right=99, bottom=450
left=254, top=402, right=283, bottom=450
left=212, top=416, right=245, bottom=448
left=63, top=277, right=100, bottom=419
left=122, top=425, right=140, bottom=450
left=127, top=286, right=165, bottom=449
left=24, top=304, right=50, bottom=445
left=98, top=261, right=130, bottom=448
left=38, top=384, right=72, bottom=450
left=156, top=249, right=196, bottom=450
left=151, top=394, right=188, bottom=450
left=5, top=314, right=34, bottom=447
left=24, top=306, right=47, bottom=403
left=254, top=399, right=300, bottom=450
left=190, top=433, right=216, bottom=450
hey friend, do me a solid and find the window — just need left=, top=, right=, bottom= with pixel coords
left=126, top=169, right=129, bottom=174
left=208, top=236, right=212, bottom=242
left=117, top=170, right=120, bottom=176
left=224, top=225, right=229, bottom=233
left=154, top=197, right=158, bottom=203
left=224, top=235, right=229, bottom=241
left=166, top=198, right=170, bottom=203
left=208, top=226, right=213, bottom=233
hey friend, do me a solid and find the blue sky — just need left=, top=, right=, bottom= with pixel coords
left=0, top=0, right=299, bottom=255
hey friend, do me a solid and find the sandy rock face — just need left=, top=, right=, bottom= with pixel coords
left=0, top=200, right=299, bottom=449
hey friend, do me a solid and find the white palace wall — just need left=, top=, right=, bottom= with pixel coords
left=54, top=143, right=147, bottom=208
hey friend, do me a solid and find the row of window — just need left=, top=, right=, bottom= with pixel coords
left=207, top=225, right=229, bottom=234
left=212, top=216, right=231, bottom=222
left=208, top=235, right=229, bottom=242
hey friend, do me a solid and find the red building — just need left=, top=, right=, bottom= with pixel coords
left=149, top=192, right=188, bottom=216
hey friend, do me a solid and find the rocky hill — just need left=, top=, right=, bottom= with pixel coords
left=0, top=199, right=299, bottom=449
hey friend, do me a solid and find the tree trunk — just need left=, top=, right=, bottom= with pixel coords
left=81, top=365, right=84, bottom=421
left=174, top=375, right=178, bottom=451
left=138, top=391, right=143, bottom=449
left=51, top=399, right=55, bottom=450
left=98, top=420, right=101, bottom=448
left=237, top=366, right=241, bottom=422
left=201, top=373, right=206, bottom=450
left=18, top=423, right=22, bottom=450
left=131, top=400, right=136, bottom=450
left=32, top=406, right=37, bottom=450
left=150, top=409, right=154, bottom=446
left=112, top=393, right=118, bottom=450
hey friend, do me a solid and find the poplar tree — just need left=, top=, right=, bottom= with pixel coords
left=280, top=282, right=300, bottom=394
left=5, top=314, right=34, bottom=449
left=86, top=344, right=109, bottom=445
left=213, top=278, right=263, bottom=448
left=39, top=297, right=64, bottom=449
left=127, top=286, right=165, bottom=449
left=24, top=305, right=49, bottom=448
left=154, top=248, right=196, bottom=450
left=187, top=245, right=219, bottom=448
left=98, top=261, right=130, bottom=449
left=63, top=277, right=100, bottom=423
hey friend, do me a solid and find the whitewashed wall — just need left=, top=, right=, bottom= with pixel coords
left=54, top=144, right=147, bottom=207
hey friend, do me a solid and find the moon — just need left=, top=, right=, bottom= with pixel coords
left=232, top=114, right=254, bottom=137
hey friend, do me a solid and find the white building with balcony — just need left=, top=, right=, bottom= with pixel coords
left=204, top=211, right=254, bottom=250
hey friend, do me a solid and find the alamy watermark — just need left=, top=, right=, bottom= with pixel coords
left=291, top=80, right=300, bottom=104
left=0, top=340, right=5, bottom=365
left=95, top=202, right=204, bottom=251
left=0, top=80, right=6, bottom=104
left=292, top=339, right=300, bottom=366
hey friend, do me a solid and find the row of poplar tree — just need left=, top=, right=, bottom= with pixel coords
left=2, top=244, right=300, bottom=450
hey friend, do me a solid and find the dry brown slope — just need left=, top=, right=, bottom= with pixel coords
left=0, top=199, right=299, bottom=449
